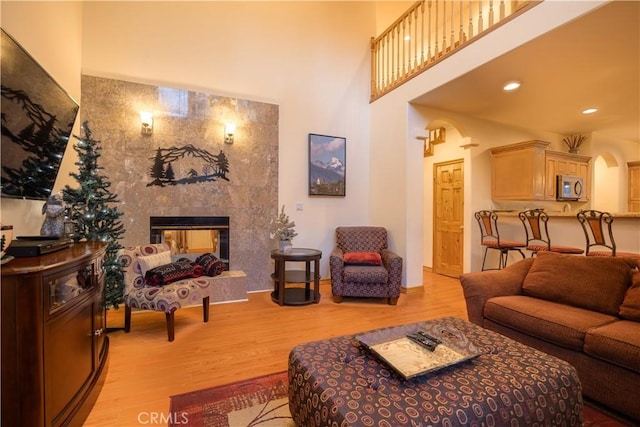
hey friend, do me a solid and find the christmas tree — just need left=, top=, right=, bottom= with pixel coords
left=62, top=121, right=125, bottom=310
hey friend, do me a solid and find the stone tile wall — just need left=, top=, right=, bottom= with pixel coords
left=80, top=75, right=278, bottom=292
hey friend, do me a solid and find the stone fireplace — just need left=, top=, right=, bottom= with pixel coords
left=81, top=75, right=279, bottom=294
left=150, top=216, right=230, bottom=269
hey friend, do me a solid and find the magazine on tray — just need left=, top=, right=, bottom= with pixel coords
left=356, top=322, right=482, bottom=380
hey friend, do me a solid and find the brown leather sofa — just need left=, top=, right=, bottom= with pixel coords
left=460, top=252, right=640, bottom=422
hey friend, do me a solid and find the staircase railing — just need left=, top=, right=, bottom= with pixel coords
left=370, top=0, right=538, bottom=102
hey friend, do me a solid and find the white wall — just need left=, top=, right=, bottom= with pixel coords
left=2, top=2, right=391, bottom=278
left=370, top=1, right=609, bottom=286
left=0, top=1, right=83, bottom=235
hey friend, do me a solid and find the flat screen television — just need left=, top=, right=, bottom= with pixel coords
left=1, top=28, right=79, bottom=201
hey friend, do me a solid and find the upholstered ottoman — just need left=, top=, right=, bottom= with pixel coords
left=288, top=317, right=583, bottom=426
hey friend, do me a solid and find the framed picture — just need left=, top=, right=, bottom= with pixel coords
left=309, top=133, right=346, bottom=196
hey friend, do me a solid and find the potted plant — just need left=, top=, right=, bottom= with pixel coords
left=270, top=205, right=298, bottom=253
left=562, top=134, right=586, bottom=154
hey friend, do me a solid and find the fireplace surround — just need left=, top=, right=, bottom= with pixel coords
left=81, top=75, right=278, bottom=293
left=150, top=216, right=229, bottom=270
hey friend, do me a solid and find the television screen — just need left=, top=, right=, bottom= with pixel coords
left=1, top=28, right=79, bottom=201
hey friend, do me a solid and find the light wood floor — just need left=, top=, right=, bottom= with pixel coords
left=85, top=269, right=466, bottom=426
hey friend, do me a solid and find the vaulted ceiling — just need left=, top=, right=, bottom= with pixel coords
left=411, top=1, right=639, bottom=144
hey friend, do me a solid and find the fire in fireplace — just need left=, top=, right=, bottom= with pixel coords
left=150, top=216, right=229, bottom=270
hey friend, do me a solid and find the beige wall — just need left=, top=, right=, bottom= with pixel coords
left=1, top=1, right=383, bottom=280
left=80, top=1, right=378, bottom=279
left=3, top=1, right=635, bottom=283
left=81, top=75, right=278, bottom=291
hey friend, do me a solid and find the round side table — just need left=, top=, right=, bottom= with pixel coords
left=270, top=248, right=322, bottom=306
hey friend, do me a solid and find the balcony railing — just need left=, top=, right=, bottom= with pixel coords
left=370, top=0, right=538, bottom=102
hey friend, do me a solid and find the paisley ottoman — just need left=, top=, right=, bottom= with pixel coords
left=288, top=316, right=583, bottom=426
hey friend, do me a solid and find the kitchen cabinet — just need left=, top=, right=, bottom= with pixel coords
left=491, top=140, right=549, bottom=200
left=1, top=242, right=108, bottom=426
left=544, top=150, right=591, bottom=201
left=491, top=140, right=591, bottom=201
left=629, top=161, right=640, bottom=212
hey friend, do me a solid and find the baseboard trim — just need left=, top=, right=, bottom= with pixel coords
left=401, top=285, right=424, bottom=294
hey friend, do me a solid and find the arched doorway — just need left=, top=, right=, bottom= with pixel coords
left=592, top=153, right=620, bottom=212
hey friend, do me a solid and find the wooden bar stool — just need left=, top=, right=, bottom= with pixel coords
left=474, top=210, right=525, bottom=271
left=519, top=209, right=584, bottom=256
left=577, top=209, right=640, bottom=264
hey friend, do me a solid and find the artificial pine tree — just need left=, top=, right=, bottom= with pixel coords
left=62, top=121, right=125, bottom=310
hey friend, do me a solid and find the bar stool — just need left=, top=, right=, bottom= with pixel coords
left=576, top=209, right=640, bottom=263
left=474, top=210, right=525, bottom=271
left=519, top=209, right=584, bottom=256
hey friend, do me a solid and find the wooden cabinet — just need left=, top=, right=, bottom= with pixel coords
left=544, top=150, right=591, bottom=201
left=1, top=242, right=108, bottom=427
left=491, top=140, right=549, bottom=200
left=629, top=161, right=640, bottom=212
left=491, top=140, right=591, bottom=201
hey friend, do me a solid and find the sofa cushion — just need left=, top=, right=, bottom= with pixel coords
left=522, top=252, right=632, bottom=315
left=343, top=265, right=388, bottom=283
left=484, top=295, right=618, bottom=351
left=619, top=270, right=640, bottom=321
left=585, top=320, right=640, bottom=375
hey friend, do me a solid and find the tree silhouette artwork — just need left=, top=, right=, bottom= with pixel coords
left=1, top=86, right=76, bottom=199
left=147, top=144, right=230, bottom=187
left=1, top=29, right=79, bottom=200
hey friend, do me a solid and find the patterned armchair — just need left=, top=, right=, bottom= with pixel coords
left=329, top=226, right=403, bottom=305
left=118, top=244, right=213, bottom=341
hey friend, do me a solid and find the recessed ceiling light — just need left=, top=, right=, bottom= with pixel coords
left=404, top=35, right=411, bottom=41
left=503, top=81, right=521, bottom=91
left=582, top=108, right=598, bottom=114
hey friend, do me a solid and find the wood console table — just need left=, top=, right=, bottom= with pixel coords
left=270, top=248, right=321, bottom=306
left=1, top=241, right=108, bottom=426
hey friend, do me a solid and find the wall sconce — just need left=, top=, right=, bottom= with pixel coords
left=224, top=123, right=236, bottom=144
left=140, top=111, right=153, bottom=135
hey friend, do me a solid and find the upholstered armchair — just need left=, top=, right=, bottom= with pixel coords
left=118, top=243, right=216, bottom=341
left=329, top=226, right=403, bottom=305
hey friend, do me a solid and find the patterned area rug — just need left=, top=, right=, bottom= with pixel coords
left=169, top=372, right=293, bottom=427
left=169, top=371, right=630, bottom=426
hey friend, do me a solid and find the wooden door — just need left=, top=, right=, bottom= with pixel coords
left=433, top=160, right=464, bottom=277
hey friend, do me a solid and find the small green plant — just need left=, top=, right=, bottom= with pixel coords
left=270, top=205, right=298, bottom=241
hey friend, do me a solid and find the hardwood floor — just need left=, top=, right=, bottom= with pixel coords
left=85, top=269, right=466, bottom=426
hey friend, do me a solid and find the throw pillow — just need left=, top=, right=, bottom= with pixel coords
left=195, top=253, right=226, bottom=277
left=144, top=261, right=203, bottom=287
left=344, top=252, right=383, bottom=266
left=619, top=270, right=640, bottom=321
left=138, top=251, right=172, bottom=277
left=522, top=252, right=633, bottom=316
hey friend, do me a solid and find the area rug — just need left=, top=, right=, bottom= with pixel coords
left=169, top=371, right=630, bottom=426
left=169, top=371, right=293, bottom=427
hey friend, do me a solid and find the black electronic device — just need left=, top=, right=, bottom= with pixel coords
left=16, top=235, right=62, bottom=241
left=7, top=238, right=72, bottom=257
left=1, top=29, right=79, bottom=201
left=407, top=333, right=439, bottom=352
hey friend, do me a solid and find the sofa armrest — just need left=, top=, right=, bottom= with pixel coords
left=459, top=258, right=534, bottom=326
left=381, top=249, right=403, bottom=286
left=329, top=248, right=345, bottom=287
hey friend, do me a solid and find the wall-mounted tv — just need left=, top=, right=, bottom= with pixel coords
left=1, top=28, right=79, bottom=201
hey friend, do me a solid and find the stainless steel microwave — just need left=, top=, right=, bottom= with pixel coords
left=556, top=175, right=584, bottom=200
